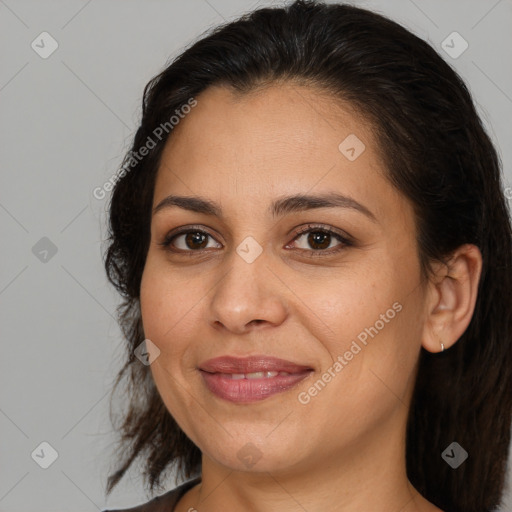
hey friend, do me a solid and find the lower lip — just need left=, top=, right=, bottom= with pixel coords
left=200, top=370, right=312, bottom=403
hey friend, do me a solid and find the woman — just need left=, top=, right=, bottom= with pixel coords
left=101, top=1, right=512, bottom=511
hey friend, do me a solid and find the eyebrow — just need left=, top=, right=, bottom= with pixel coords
left=152, top=192, right=377, bottom=222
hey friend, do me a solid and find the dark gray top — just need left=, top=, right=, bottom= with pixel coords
left=102, top=477, right=201, bottom=512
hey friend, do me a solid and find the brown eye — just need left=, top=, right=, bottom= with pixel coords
left=159, top=228, right=222, bottom=253
left=305, top=231, right=332, bottom=250
left=183, top=231, right=209, bottom=250
left=290, top=226, right=350, bottom=254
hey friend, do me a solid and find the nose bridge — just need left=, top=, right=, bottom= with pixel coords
left=208, top=240, right=287, bottom=332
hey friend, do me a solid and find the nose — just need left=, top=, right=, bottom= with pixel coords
left=208, top=248, right=288, bottom=335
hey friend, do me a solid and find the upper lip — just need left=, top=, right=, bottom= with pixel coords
left=199, top=355, right=313, bottom=374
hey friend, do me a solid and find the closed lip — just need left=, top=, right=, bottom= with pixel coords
left=198, top=355, right=313, bottom=374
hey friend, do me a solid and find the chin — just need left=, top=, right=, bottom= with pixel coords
left=200, top=432, right=308, bottom=474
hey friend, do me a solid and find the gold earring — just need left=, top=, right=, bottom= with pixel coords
left=440, top=342, right=445, bottom=352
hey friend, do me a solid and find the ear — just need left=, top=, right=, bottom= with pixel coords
left=422, top=244, right=483, bottom=353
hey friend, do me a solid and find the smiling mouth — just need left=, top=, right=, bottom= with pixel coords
left=198, top=355, right=313, bottom=403
left=219, top=371, right=295, bottom=379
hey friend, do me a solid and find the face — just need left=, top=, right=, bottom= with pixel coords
left=140, top=83, right=428, bottom=475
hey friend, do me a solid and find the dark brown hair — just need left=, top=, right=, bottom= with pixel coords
left=103, top=2, right=512, bottom=511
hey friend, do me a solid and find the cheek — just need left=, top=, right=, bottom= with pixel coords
left=139, top=260, right=199, bottom=358
left=139, top=262, right=201, bottom=426
left=301, top=257, right=421, bottom=392
left=301, top=264, right=402, bottom=344
left=299, top=279, right=420, bottom=417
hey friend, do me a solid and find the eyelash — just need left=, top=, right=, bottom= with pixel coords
left=158, top=223, right=353, bottom=258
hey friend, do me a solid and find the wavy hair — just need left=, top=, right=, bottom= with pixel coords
left=103, top=2, right=512, bottom=511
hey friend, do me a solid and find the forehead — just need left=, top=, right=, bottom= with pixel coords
left=153, top=82, right=409, bottom=224
left=162, top=82, right=379, bottom=163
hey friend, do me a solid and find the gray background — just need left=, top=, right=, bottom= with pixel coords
left=1, top=0, right=511, bottom=510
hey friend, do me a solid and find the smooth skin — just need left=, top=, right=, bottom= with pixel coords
left=139, top=82, right=482, bottom=512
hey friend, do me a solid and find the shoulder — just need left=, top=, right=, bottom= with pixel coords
left=102, top=477, right=201, bottom=512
